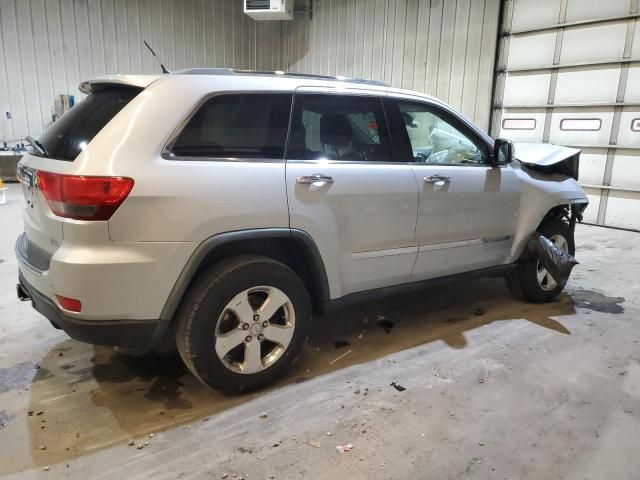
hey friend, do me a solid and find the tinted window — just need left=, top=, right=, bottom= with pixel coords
left=172, top=94, right=292, bottom=159
left=287, top=94, right=392, bottom=161
left=37, top=87, right=141, bottom=161
left=397, top=101, right=487, bottom=165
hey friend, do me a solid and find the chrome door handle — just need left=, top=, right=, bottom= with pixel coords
left=424, top=175, right=451, bottom=184
left=296, top=174, right=334, bottom=185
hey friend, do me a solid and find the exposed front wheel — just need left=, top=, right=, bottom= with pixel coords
left=506, top=218, right=575, bottom=303
left=175, top=255, right=311, bottom=393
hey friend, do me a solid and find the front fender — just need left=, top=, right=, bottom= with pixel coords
left=508, top=162, right=588, bottom=262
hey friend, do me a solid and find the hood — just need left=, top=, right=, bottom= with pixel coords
left=515, top=143, right=581, bottom=180
left=515, top=143, right=580, bottom=166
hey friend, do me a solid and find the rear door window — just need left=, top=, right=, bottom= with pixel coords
left=171, top=94, right=293, bottom=159
left=37, top=86, right=142, bottom=161
left=286, top=94, right=392, bottom=162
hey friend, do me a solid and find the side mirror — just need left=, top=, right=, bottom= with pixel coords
left=493, top=138, right=514, bottom=166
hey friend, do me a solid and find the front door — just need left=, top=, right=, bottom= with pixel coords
left=387, top=98, right=520, bottom=280
left=285, top=92, right=419, bottom=298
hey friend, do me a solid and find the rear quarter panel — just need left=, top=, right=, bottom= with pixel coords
left=75, top=76, right=292, bottom=242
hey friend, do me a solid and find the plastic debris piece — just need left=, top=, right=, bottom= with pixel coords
left=329, top=350, right=352, bottom=365
left=528, top=232, right=578, bottom=286
left=390, top=381, right=406, bottom=392
left=336, top=443, right=354, bottom=453
left=259, top=413, right=268, bottom=419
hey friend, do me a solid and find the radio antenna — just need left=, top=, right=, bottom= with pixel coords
left=143, top=40, right=170, bottom=74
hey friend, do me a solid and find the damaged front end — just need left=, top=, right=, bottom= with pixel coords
left=528, top=232, right=579, bottom=286
left=515, top=143, right=580, bottom=180
left=547, top=202, right=587, bottom=233
left=515, top=143, right=587, bottom=231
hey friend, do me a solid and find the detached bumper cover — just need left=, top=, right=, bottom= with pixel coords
left=18, top=272, right=163, bottom=349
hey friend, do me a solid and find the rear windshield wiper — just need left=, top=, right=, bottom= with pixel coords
left=26, top=136, right=48, bottom=157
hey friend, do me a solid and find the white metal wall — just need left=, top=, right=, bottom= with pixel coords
left=282, top=0, right=502, bottom=131
left=0, top=0, right=282, bottom=144
left=1, top=0, right=503, bottom=143
left=494, top=0, right=640, bottom=230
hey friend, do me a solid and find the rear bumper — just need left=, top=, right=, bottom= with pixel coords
left=18, top=272, right=164, bottom=349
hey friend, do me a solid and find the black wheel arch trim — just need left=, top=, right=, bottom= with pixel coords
left=158, top=228, right=330, bottom=326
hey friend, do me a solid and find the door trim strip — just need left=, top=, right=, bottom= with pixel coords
left=351, top=246, right=419, bottom=260
left=351, top=236, right=512, bottom=259
left=419, top=235, right=511, bottom=253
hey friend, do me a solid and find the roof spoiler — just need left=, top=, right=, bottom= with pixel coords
left=78, top=75, right=160, bottom=94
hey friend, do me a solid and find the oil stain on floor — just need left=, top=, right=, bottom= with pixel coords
left=2, top=278, right=580, bottom=473
left=568, top=289, right=625, bottom=314
left=0, top=361, right=53, bottom=394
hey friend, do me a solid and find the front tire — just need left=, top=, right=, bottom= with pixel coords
left=506, top=218, right=575, bottom=303
left=175, top=255, right=311, bottom=393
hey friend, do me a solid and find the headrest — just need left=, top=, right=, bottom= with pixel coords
left=320, top=114, right=354, bottom=146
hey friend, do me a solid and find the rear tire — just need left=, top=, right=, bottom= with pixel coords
left=506, top=218, right=575, bottom=303
left=175, top=255, right=311, bottom=393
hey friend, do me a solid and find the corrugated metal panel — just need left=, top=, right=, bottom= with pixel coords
left=494, top=0, right=640, bottom=231
left=0, top=0, right=282, bottom=144
left=2, top=0, right=502, bottom=142
left=281, top=0, right=501, bottom=131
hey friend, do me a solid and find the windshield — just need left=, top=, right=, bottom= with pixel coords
left=35, top=86, right=141, bottom=161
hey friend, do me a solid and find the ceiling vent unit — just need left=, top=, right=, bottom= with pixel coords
left=244, top=0, right=293, bottom=20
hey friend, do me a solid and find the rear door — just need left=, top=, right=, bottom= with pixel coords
left=386, top=97, right=521, bottom=280
left=285, top=92, right=419, bottom=298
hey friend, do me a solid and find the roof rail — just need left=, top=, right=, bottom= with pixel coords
left=172, top=68, right=389, bottom=87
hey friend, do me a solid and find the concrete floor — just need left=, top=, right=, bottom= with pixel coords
left=1, top=182, right=639, bottom=480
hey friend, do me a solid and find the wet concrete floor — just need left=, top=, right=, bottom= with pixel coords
left=1, top=183, right=638, bottom=479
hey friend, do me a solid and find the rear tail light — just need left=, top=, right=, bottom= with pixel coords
left=37, top=171, right=134, bottom=221
left=55, top=295, right=82, bottom=312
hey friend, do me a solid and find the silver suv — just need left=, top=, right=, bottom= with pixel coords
left=16, top=69, right=588, bottom=392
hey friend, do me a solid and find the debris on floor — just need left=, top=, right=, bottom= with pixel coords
left=333, top=340, right=351, bottom=349
left=329, top=350, right=352, bottom=365
left=390, top=381, right=406, bottom=392
left=299, top=440, right=321, bottom=448
left=376, top=315, right=394, bottom=333
left=336, top=443, right=354, bottom=453
left=473, top=308, right=485, bottom=316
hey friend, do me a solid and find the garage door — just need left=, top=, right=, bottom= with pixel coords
left=492, top=0, right=640, bottom=230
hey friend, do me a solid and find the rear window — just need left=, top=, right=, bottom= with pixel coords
left=170, top=94, right=293, bottom=159
left=36, top=86, right=141, bottom=161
